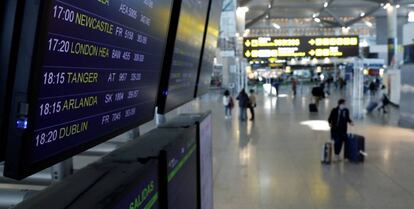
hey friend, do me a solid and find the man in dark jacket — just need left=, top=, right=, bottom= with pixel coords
left=328, top=99, right=354, bottom=162
left=236, top=89, right=249, bottom=121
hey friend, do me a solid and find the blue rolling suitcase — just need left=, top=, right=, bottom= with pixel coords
left=309, top=103, right=318, bottom=112
left=321, top=142, right=333, bottom=164
left=344, top=134, right=366, bottom=163
left=366, top=102, right=378, bottom=113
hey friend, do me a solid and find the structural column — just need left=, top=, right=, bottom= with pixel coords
left=386, top=3, right=398, bottom=66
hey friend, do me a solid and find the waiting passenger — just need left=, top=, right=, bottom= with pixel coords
left=248, top=89, right=257, bottom=121
left=223, top=90, right=234, bottom=119
left=236, top=89, right=249, bottom=122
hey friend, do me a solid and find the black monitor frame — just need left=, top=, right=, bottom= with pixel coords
left=65, top=160, right=161, bottom=209
left=156, top=0, right=183, bottom=115
left=4, top=0, right=174, bottom=179
left=0, top=0, right=25, bottom=161
left=156, top=0, right=212, bottom=114
left=194, top=0, right=213, bottom=98
left=158, top=111, right=213, bottom=209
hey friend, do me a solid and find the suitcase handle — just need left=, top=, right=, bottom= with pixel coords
left=360, top=150, right=368, bottom=156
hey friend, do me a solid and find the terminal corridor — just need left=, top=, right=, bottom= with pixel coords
left=198, top=87, right=414, bottom=209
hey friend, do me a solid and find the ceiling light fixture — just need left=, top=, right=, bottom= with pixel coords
left=272, top=23, right=281, bottom=29
left=236, top=7, right=249, bottom=16
left=268, top=4, right=272, bottom=8
left=312, top=13, right=320, bottom=18
left=360, top=12, right=366, bottom=17
left=364, top=21, right=373, bottom=27
left=323, top=2, right=329, bottom=8
left=314, top=18, right=321, bottom=23
left=383, top=3, right=391, bottom=9
left=396, top=4, right=400, bottom=9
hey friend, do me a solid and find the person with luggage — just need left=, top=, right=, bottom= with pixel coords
left=223, top=90, right=234, bottom=119
left=377, top=85, right=390, bottom=114
left=311, top=84, right=325, bottom=106
left=236, top=89, right=250, bottom=121
left=328, top=99, right=354, bottom=162
left=248, top=89, right=257, bottom=121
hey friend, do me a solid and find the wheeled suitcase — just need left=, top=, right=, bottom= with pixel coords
left=309, top=103, right=318, bottom=112
left=366, top=102, right=378, bottom=113
left=344, top=134, right=365, bottom=163
left=321, top=142, right=333, bottom=164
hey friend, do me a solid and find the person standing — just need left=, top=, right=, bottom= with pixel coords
left=223, top=90, right=233, bottom=119
left=236, top=89, right=249, bottom=121
left=328, top=99, right=354, bottom=162
left=248, top=89, right=257, bottom=121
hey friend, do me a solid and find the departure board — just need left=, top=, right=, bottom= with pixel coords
left=5, top=0, right=173, bottom=178
left=65, top=161, right=160, bottom=209
left=111, top=162, right=159, bottom=209
left=161, top=0, right=210, bottom=113
left=167, top=129, right=198, bottom=209
left=196, top=0, right=222, bottom=97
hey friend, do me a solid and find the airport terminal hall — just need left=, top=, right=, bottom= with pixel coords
left=2, top=0, right=414, bottom=208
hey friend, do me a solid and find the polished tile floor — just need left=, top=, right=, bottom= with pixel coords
left=196, top=85, right=414, bottom=209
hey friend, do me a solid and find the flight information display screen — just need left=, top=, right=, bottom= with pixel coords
left=196, top=0, right=222, bottom=97
left=162, top=0, right=210, bottom=112
left=5, top=0, right=173, bottom=177
left=0, top=0, right=19, bottom=161
left=111, top=162, right=159, bottom=209
left=199, top=114, right=213, bottom=209
left=167, top=130, right=197, bottom=209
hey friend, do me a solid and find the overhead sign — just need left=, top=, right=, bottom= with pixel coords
left=243, top=36, right=359, bottom=59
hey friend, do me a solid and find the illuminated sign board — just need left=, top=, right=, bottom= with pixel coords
left=243, top=36, right=359, bottom=59
left=5, top=0, right=173, bottom=179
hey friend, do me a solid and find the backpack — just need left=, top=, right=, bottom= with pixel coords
left=229, top=97, right=234, bottom=108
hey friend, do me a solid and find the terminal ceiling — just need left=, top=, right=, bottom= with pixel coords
left=242, top=0, right=414, bottom=28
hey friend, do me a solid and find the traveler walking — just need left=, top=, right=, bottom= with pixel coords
left=291, top=77, right=297, bottom=96
left=271, top=78, right=280, bottom=96
left=223, top=90, right=234, bottom=119
left=236, top=89, right=249, bottom=121
left=377, top=85, right=390, bottom=114
left=328, top=99, right=354, bottom=162
left=248, top=89, right=257, bottom=121
left=369, top=80, right=377, bottom=97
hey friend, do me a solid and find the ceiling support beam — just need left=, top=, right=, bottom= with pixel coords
left=343, top=5, right=381, bottom=27
left=245, top=0, right=274, bottom=29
